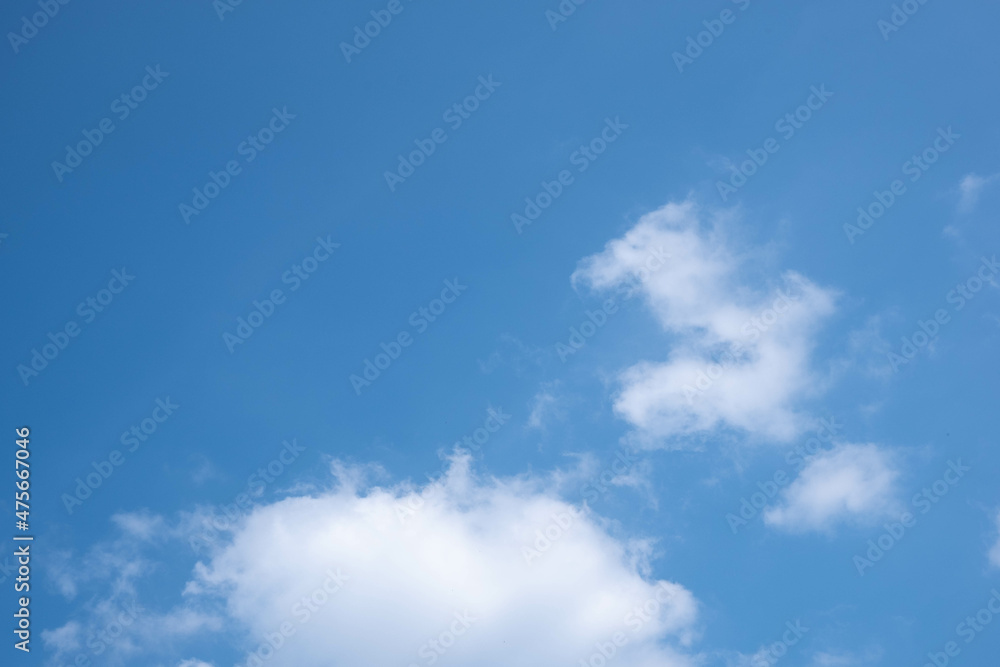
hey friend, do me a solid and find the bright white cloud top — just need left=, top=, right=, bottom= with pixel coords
left=185, top=453, right=700, bottom=667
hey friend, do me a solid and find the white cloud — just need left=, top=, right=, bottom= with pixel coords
left=957, top=172, right=999, bottom=213
left=177, top=661, right=215, bottom=667
left=187, top=452, right=700, bottom=667
left=573, top=200, right=837, bottom=445
left=527, top=384, right=561, bottom=430
left=989, top=511, right=1000, bottom=568
left=112, top=510, right=168, bottom=541
left=764, top=444, right=901, bottom=533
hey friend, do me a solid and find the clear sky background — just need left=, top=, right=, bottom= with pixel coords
left=2, top=1, right=1000, bottom=666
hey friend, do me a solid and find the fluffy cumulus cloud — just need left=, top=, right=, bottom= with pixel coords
left=763, top=444, right=901, bottom=533
left=185, top=452, right=700, bottom=667
left=573, top=200, right=837, bottom=445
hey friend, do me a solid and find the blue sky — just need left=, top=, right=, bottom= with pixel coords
left=2, top=0, right=1000, bottom=665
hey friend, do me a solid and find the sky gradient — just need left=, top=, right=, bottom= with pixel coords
left=2, top=1, right=999, bottom=666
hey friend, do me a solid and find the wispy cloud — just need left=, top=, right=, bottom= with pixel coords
left=957, top=172, right=1000, bottom=213
left=989, top=510, right=1000, bottom=568
left=527, top=382, right=563, bottom=430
